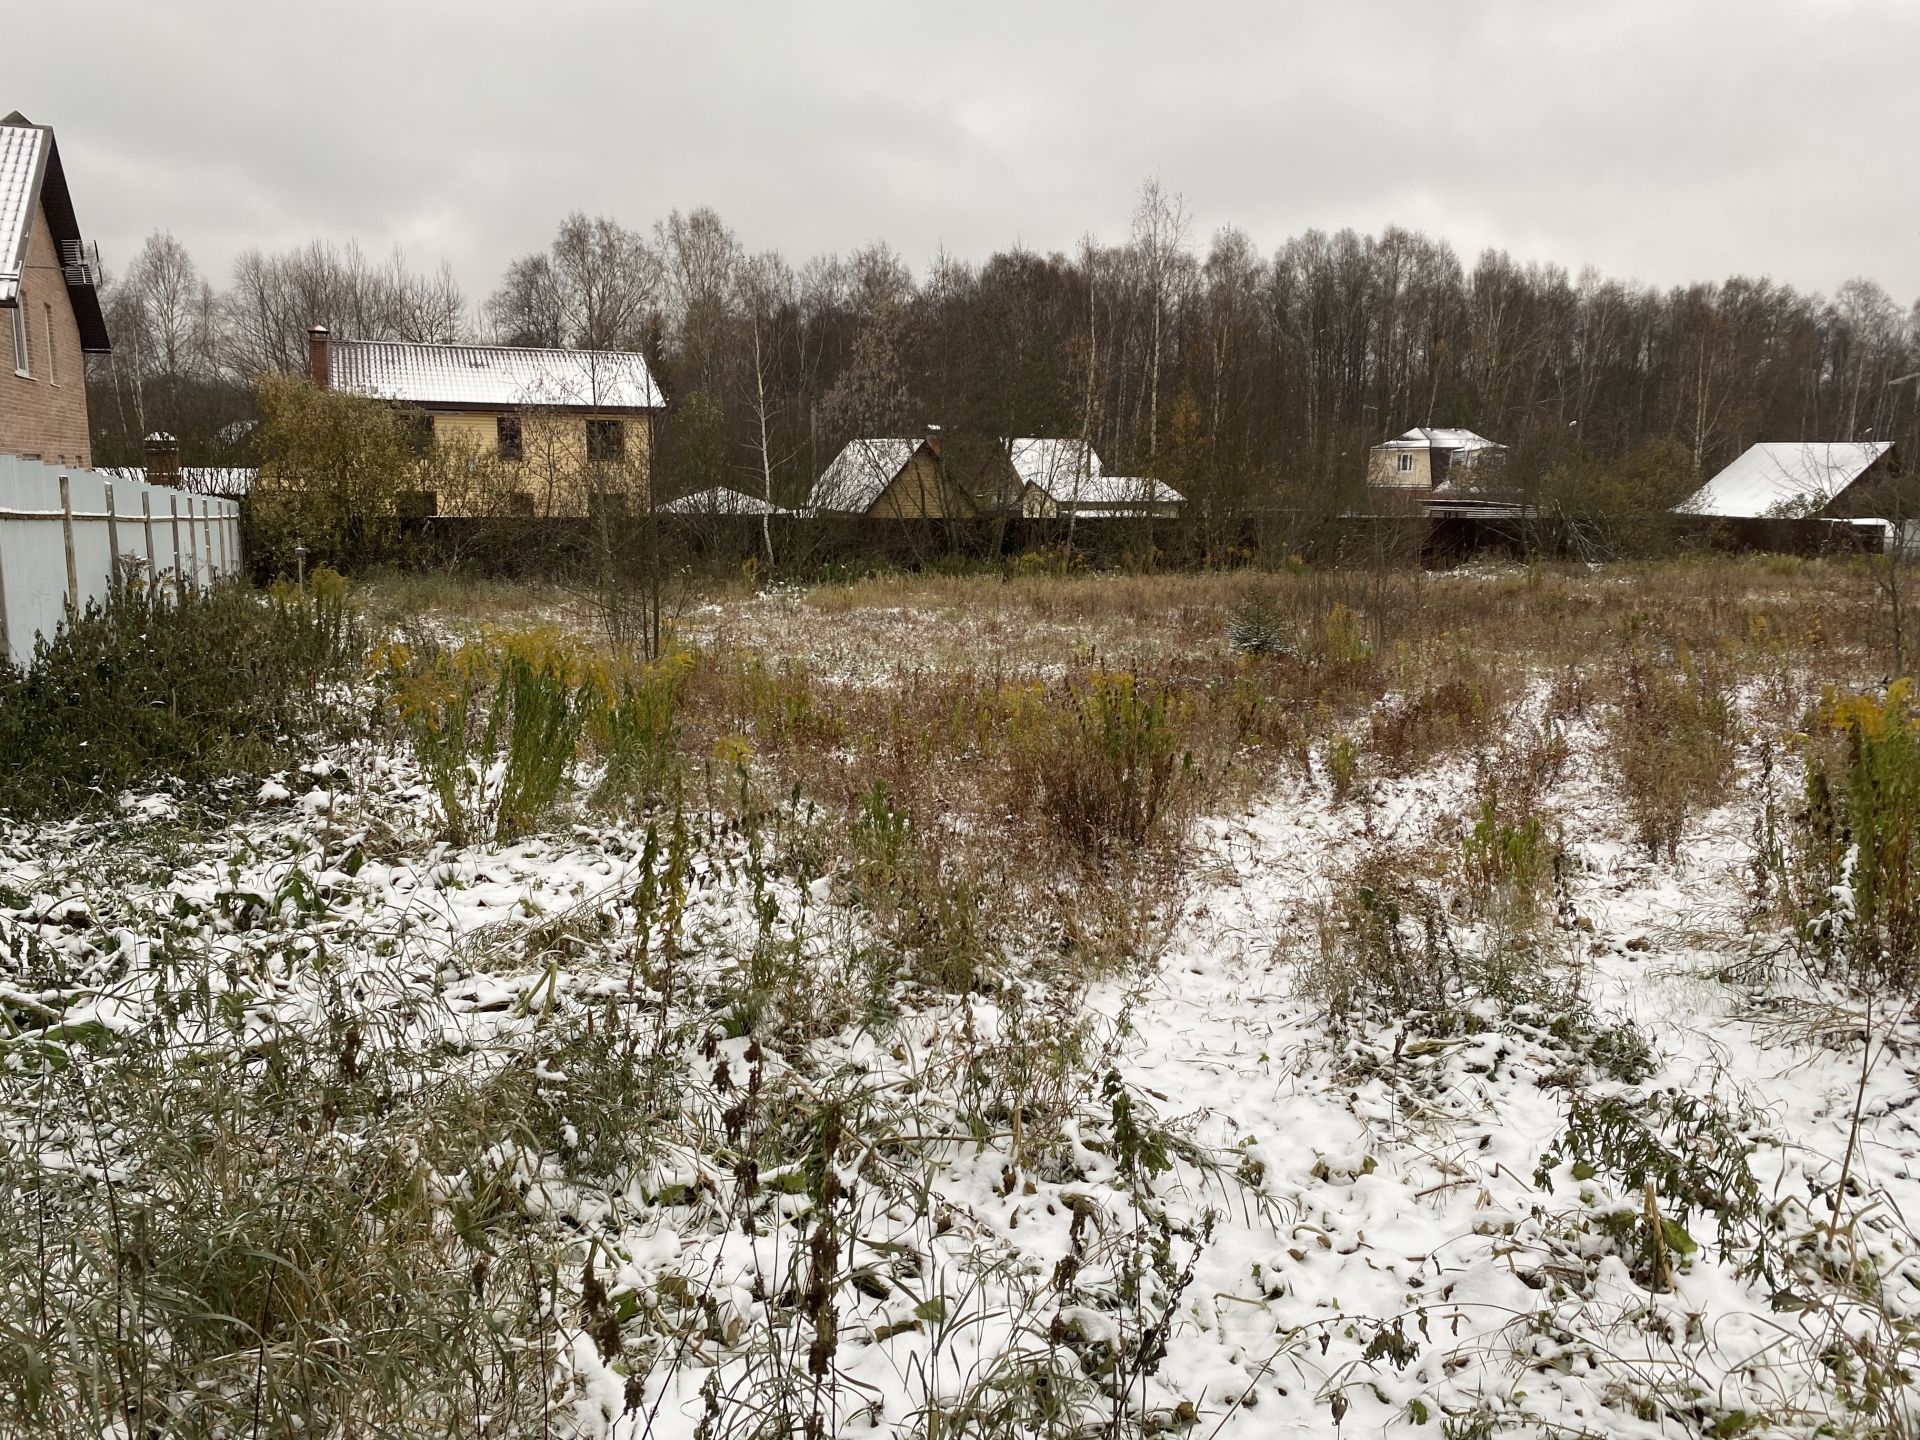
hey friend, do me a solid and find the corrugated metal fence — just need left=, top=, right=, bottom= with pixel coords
left=0, top=455, right=243, bottom=667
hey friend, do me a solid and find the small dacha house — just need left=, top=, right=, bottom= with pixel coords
left=808, top=436, right=980, bottom=518
left=306, top=328, right=664, bottom=518
left=1003, top=438, right=1183, bottom=518
left=0, top=112, right=111, bottom=467
left=1366, top=428, right=1505, bottom=493
left=1680, top=442, right=1904, bottom=520
left=809, top=435, right=1182, bottom=519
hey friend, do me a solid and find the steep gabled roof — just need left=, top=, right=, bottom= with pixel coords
left=329, top=337, right=663, bottom=411
left=1682, top=442, right=1896, bottom=518
left=1008, top=437, right=1103, bottom=498
left=0, top=112, right=110, bottom=351
left=810, top=437, right=923, bottom=513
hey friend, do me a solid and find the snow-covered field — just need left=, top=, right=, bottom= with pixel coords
left=3, top=568, right=1917, bottom=1438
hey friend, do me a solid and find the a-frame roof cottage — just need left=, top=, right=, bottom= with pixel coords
left=1, top=112, right=110, bottom=467
left=808, top=435, right=979, bottom=518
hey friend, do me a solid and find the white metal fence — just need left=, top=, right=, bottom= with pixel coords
left=0, top=456, right=244, bottom=667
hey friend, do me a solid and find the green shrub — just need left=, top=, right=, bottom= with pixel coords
left=1459, top=770, right=1559, bottom=927
left=392, top=646, right=593, bottom=845
left=590, top=658, right=688, bottom=815
left=1028, top=672, right=1191, bottom=856
left=1536, top=1087, right=1768, bottom=1280
left=1793, top=683, right=1920, bottom=990
left=0, top=573, right=363, bottom=818
left=1608, top=645, right=1736, bottom=859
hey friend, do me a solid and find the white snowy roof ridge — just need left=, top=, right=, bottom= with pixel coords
left=1379, top=428, right=1502, bottom=451
left=328, top=337, right=664, bottom=411
left=661, top=485, right=784, bottom=516
left=1681, top=441, right=1895, bottom=519
left=1008, top=437, right=1105, bottom=498
left=1059, top=474, right=1185, bottom=506
left=0, top=120, right=48, bottom=306
left=809, top=437, right=922, bottom=513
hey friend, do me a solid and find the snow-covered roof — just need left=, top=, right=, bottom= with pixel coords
left=1007, top=439, right=1182, bottom=508
left=1377, top=428, right=1503, bottom=452
left=1682, top=442, right=1894, bottom=518
left=809, top=438, right=921, bottom=513
left=1058, top=474, right=1185, bottom=508
left=661, top=485, right=784, bottom=516
left=0, top=113, right=109, bottom=350
left=1009, top=437, right=1102, bottom=496
left=0, top=121, right=46, bottom=308
left=329, top=338, right=664, bottom=411
left=105, top=466, right=258, bottom=498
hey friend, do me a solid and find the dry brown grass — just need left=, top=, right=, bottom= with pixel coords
left=367, top=552, right=1888, bottom=988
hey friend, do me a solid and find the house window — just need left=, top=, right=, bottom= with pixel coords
left=496, top=414, right=524, bottom=462
left=586, top=418, right=626, bottom=463
left=587, top=489, right=628, bottom=522
left=396, top=489, right=436, bottom=520
left=505, top=490, right=536, bottom=516
left=43, top=304, right=55, bottom=383
left=402, top=412, right=435, bottom=455
left=11, top=305, right=29, bottom=377
left=1396, top=452, right=1413, bottom=473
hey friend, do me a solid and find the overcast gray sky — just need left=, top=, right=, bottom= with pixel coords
left=15, top=0, right=1920, bottom=308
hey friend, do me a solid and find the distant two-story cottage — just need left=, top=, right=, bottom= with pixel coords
left=1367, top=428, right=1504, bottom=493
left=0, top=112, right=111, bottom=466
left=306, top=328, right=664, bottom=518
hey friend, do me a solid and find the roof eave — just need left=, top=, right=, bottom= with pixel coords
left=2, top=116, right=111, bottom=353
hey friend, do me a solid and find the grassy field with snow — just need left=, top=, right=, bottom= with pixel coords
left=3, top=557, right=1919, bottom=1438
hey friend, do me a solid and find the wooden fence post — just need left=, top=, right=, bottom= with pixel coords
left=169, top=493, right=186, bottom=604
left=105, top=486, right=122, bottom=580
left=142, top=490, right=157, bottom=582
left=201, top=500, right=215, bottom=583
left=58, top=474, right=79, bottom=616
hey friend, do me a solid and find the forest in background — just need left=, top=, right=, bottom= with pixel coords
left=85, top=180, right=1920, bottom=522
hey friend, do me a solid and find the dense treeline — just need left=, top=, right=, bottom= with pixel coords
left=88, top=182, right=1920, bottom=526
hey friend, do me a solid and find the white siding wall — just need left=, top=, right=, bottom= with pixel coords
left=0, top=456, right=243, bottom=667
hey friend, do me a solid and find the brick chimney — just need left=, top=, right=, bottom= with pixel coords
left=143, top=432, right=181, bottom=488
left=307, top=325, right=331, bottom=390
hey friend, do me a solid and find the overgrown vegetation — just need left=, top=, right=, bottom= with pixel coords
left=0, top=571, right=362, bottom=818
left=6, top=555, right=1920, bottom=1438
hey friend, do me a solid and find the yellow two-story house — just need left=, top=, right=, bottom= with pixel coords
left=307, top=327, right=664, bottom=518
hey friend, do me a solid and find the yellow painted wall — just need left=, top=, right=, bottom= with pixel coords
left=1019, top=483, right=1059, bottom=519
left=868, top=450, right=976, bottom=518
left=1367, top=446, right=1432, bottom=490
left=423, top=409, right=654, bottom=518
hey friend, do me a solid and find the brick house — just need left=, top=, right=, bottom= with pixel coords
left=0, top=113, right=111, bottom=466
